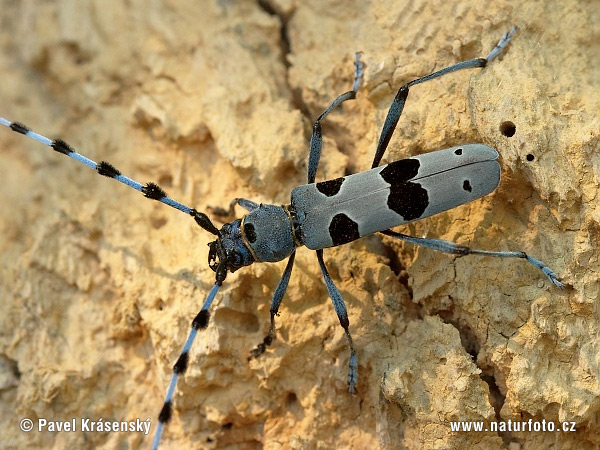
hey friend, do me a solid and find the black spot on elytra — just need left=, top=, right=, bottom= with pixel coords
left=380, top=158, right=420, bottom=184
left=454, top=148, right=463, bottom=155
left=329, top=213, right=360, bottom=246
left=316, top=177, right=345, bottom=197
left=386, top=184, right=428, bottom=220
left=243, top=222, right=257, bottom=243
left=380, top=158, right=428, bottom=220
left=463, top=179, right=472, bottom=192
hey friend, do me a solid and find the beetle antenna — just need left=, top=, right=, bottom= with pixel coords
left=152, top=282, right=221, bottom=450
left=0, top=117, right=219, bottom=235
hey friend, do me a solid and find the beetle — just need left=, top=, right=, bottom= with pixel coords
left=0, top=26, right=563, bottom=449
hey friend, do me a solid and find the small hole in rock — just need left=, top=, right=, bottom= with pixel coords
left=286, top=392, right=298, bottom=405
left=499, top=121, right=516, bottom=137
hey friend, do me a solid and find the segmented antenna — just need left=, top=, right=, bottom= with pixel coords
left=0, top=117, right=219, bottom=235
left=152, top=283, right=221, bottom=450
left=0, top=116, right=229, bottom=448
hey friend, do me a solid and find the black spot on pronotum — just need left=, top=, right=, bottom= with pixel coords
left=158, top=401, right=173, bottom=423
left=329, top=213, right=360, bottom=246
left=499, top=121, right=516, bottom=137
left=243, top=222, right=257, bottom=243
left=51, top=139, right=74, bottom=155
left=380, top=158, right=428, bottom=220
left=9, top=122, right=29, bottom=135
left=454, top=148, right=463, bottom=155
left=463, top=179, right=472, bottom=192
left=316, top=177, right=345, bottom=197
left=142, top=182, right=167, bottom=200
left=97, top=161, right=121, bottom=178
left=526, top=153, right=535, bottom=162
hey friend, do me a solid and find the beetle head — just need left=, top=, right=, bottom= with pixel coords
left=208, top=219, right=254, bottom=283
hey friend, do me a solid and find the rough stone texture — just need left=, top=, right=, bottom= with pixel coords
left=0, top=1, right=598, bottom=449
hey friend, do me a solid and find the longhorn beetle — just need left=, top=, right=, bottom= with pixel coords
left=1, top=26, right=563, bottom=449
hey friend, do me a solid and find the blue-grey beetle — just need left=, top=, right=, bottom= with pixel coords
left=0, top=26, right=563, bottom=450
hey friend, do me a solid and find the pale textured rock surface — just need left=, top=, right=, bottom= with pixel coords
left=0, top=1, right=598, bottom=449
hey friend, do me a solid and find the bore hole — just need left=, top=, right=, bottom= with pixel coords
left=526, top=153, right=535, bottom=162
left=454, top=148, right=463, bottom=155
left=286, top=392, right=298, bottom=405
left=499, top=121, right=516, bottom=137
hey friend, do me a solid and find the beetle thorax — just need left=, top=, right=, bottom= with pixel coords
left=240, top=204, right=299, bottom=263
